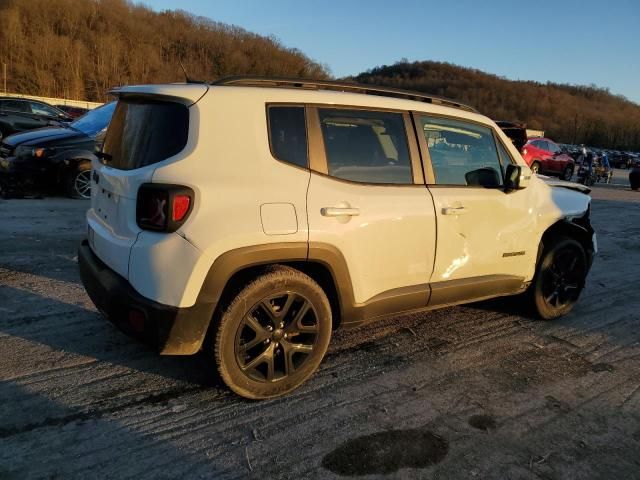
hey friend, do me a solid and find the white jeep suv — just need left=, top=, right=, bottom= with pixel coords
left=79, top=77, right=596, bottom=399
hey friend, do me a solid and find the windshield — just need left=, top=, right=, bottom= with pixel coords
left=70, top=102, right=116, bottom=136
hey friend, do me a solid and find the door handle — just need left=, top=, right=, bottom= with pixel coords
left=442, top=206, right=467, bottom=215
left=321, top=207, right=360, bottom=217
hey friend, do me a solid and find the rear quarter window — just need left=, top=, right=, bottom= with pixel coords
left=267, top=106, right=308, bottom=168
left=102, top=99, right=189, bottom=170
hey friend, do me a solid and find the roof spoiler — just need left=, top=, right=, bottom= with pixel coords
left=109, top=84, right=209, bottom=106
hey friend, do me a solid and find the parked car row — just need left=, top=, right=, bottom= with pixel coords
left=559, top=144, right=640, bottom=169
left=496, top=122, right=575, bottom=180
left=0, top=101, right=115, bottom=198
left=0, top=96, right=73, bottom=141
left=497, top=122, right=640, bottom=182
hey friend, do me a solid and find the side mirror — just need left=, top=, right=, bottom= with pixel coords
left=505, top=164, right=531, bottom=192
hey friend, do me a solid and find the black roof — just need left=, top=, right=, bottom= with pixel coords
left=211, top=76, right=477, bottom=113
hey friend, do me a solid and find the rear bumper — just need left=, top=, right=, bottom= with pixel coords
left=78, top=240, right=215, bottom=355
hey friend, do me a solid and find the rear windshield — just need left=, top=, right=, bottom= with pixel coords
left=102, top=99, right=189, bottom=170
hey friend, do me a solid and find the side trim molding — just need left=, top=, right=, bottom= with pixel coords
left=195, top=244, right=527, bottom=336
left=428, top=275, right=526, bottom=308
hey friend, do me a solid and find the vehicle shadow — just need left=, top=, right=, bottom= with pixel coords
left=0, top=380, right=232, bottom=479
left=0, top=282, right=221, bottom=389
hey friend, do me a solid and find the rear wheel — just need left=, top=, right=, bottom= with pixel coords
left=561, top=164, right=574, bottom=181
left=214, top=265, right=332, bottom=399
left=531, top=237, right=587, bottom=320
left=530, top=161, right=542, bottom=175
left=65, top=161, right=92, bottom=199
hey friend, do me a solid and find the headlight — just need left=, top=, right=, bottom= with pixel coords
left=15, top=146, right=46, bottom=158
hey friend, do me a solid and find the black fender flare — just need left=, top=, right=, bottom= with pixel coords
left=537, top=215, right=595, bottom=268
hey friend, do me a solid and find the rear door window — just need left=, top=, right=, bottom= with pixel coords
left=102, top=99, right=189, bottom=170
left=547, top=141, right=560, bottom=154
left=536, top=140, right=550, bottom=151
left=318, top=108, right=412, bottom=184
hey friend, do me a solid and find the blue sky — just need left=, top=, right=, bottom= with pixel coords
left=142, top=0, right=640, bottom=103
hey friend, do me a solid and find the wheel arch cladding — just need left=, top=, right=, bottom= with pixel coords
left=539, top=214, right=595, bottom=267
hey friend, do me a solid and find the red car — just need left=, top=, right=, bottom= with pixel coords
left=522, top=137, right=575, bottom=180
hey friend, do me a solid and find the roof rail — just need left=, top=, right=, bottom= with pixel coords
left=211, top=76, right=477, bottom=113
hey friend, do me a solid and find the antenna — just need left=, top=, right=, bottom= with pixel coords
left=179, top=60, right=203, bottom=84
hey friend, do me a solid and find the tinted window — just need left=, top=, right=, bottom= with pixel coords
left=319, top=109, right=412, bottom=184
left=547, top=141, right=560, bottom=153
left=30, top=102, right=61, bottom=117
left=102, top=99, right=189, bottom=170
left=1, top=100, right=29, bottom=113
left=419, top=116, right=503, bottom=187
left=268, top=106, right=308, bottom=168
left=536, top=140, right=550, bottom=151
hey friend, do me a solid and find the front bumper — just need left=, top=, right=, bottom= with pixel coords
left=0, top=154, right=43, bottom=175
left=0, top=155, right=55, bottom=194
left=78, top=240, right=215, bottom=355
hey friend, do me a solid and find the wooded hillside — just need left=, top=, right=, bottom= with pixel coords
left=0, top=0, right=328, bottom=102
left=1, top=1, right=637, bottom=149
left=352, top=61, right=640, bottom=150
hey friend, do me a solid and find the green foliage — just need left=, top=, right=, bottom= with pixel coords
left=352, top=60, right=640, bottom=150
left=0, top=0, right=328, bottom=102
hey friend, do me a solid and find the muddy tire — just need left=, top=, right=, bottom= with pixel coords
left=531, top=237, right=587, bottom=320
left=65, top=161, right=92, bottom=199
left=214, top=265, right=332, bottom=399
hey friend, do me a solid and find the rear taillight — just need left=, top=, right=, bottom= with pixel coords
left=172, top=195, right=191, bottom=222
left=136, top=183, right=194, bottom=232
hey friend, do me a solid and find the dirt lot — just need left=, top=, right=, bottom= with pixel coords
left=1, top=171, right=639, bottom=479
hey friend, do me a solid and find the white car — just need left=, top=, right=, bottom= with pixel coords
left=79, top=78, right=596, bottom=399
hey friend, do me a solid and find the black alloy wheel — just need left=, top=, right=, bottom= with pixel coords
left=562, top=164, right=574, bottom=181
left=532, top=237, right=587, bottom=320
left=235, top=292, right=320, bottom=383
left=214, top=266, right=332, bottom=399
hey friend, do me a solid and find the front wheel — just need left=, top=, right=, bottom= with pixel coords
left=531, top=237, right=587, bottom=320
left=214, top=265, right=332, bottom=399
left=530, top=161, right=541, bottom=175
left=65, top=161, right=92, bottom=199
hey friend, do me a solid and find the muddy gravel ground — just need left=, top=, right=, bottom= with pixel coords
left=1, top=173, right=639, bottom=479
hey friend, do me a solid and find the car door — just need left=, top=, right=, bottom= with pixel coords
left=306, top=106, right=436, bottom=314
left=538, top=140, right=559, bottom=172
left=545, top=140, right=563, bottom=173
left=414, top=113, right=538, bottom=306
